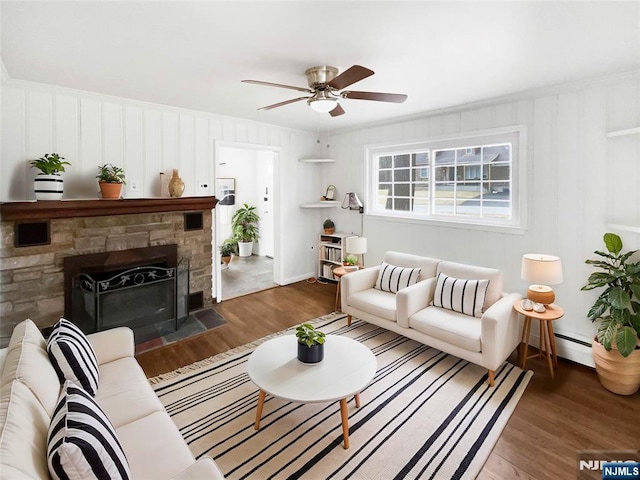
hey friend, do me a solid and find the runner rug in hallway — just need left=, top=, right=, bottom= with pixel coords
left=150, top=313, right=533, bottom=480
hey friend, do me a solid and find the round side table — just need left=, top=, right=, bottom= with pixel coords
left=332, top=266, right=360, bottom=312
left=513, top=301, right=565, bottom=379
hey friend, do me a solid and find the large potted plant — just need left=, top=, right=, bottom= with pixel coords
left=96, top=163, right=126, bottom=199
left=581, top=232, right=640, bottom=395
left=30, top=153, right=71, bottom=200
left=295, top=323, right=326, bottom=364
left=231, top=203, right=260, bottom=257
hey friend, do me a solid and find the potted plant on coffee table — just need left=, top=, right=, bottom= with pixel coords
left=295, top=323, right=326, bottom=364
left=220, top=238, right=238, bottom=265
left=581, top=232, right=640, bottom=395
left=96, top=163, right=126, bottom=199
left=231, top=203, right=260, bottom=257
left=30, top=153, right=71, bottom=200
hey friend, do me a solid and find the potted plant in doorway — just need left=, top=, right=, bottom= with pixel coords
left=295, top=323, right=326, bottom=364
left=231, top=203, right=260, bottom=257
left=581, top=232, right=640, bottom=395
left=220, top=238, right=238, bottom=265
left=30, top=153, right=71, bottom=200
left=96, top=163, right=126, bottom=199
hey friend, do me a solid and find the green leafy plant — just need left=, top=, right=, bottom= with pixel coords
left=231, top=204, right=260, bottom=242
left=323, top=219, right=335, bottom=229
left=581, top=232, right=640, bottom=357
left=295, top=323, right=326, bottom=347
left=30, top=153, right=71, bottom=175
left=344, top=254, right=358, bottom=266
left=220, top=238, right=238, bottom=257
left=96, top=164, right=126, bottom=184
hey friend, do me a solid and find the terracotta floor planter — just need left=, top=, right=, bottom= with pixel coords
left=592, top=337, right=640, bottom=395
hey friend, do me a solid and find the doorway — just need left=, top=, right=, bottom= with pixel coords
left=213, top=143, right=279, bottom=301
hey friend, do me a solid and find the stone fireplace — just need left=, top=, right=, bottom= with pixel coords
left=0, top=197, right=217, bottom=347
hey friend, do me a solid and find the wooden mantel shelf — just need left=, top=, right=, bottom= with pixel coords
left=0, top=197, right=218, bottom=221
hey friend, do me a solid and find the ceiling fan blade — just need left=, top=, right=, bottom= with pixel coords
left=327, top=65, right=374, bottom=90
left=341, top=91, right=408, bottom=103
left=257, top=96, right=310, bottom=111
left=329, top=104, right=345, bottom=117
left=242, top=79, right=313, bottom=94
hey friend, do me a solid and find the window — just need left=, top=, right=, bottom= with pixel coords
left=368, top=127, right=523, bottom=228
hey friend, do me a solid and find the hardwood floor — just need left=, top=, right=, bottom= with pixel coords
left=136, top=281, right=639, bottom=479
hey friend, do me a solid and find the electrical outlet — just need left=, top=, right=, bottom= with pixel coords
left=198, top=183, right=209, bottom=193
left=130, top=180, right=139, bottom=192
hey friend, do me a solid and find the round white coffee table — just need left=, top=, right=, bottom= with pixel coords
left=247, top=334, right=376, bottom=449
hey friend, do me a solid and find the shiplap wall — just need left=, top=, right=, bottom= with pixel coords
left=319, top=72, right=640, bottom=366
left=0, top=78, right=322, bottom=285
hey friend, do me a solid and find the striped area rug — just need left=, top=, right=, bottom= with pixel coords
left=150, top=313, right=532, bottom=480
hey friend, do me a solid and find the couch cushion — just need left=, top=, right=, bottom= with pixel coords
left=4, top=318, right=47, bottom=351
left=48, top=380, right=131, bottom=480
left=433, top=272, right=489, bottom=318
left=94, top=357, right=164, bottom=428
left=437, top=261, right=503, bottom=309
left=409, top=307, right=482, bottom=352
left=349, top=289, right=398, bottom=322
left=374, top=262, right=421, bottom=293
left=1, top=339, right=62, bottom=416
left=117, top=411, right=196, bottom=480
left=47, top=319, right=100, bottom=396
left=383, top=251, right=440, bottom=281
left=0, top=380, right=51, bottom=480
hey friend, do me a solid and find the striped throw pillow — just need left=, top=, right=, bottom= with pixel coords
left=47, top=319, right=100, bottom=396
left=374, top=262, right=421, bottom=294
left=433, top=273, right=489, bottom=318
left=47, top=381, right=131, bottom=480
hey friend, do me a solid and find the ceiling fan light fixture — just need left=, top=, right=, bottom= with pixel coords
left=308, top=97, right=338, bottom=113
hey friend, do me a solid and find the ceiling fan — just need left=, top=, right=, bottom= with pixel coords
left=242, top=65, right=407, bottom=117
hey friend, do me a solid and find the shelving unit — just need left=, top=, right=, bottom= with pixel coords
left=318, top=232, right=356, bottom=282
left=299, top=158, right=336, bottom=163
left=606, top=127, right=640, bottom=138
left=300, top=201, right=340, bottom=209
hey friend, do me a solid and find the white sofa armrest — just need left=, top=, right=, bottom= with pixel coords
left=480, top=292, right=523, bottom=371
left=396, top=278, right=437, bottom=328
left=87, top=327, right=135, bottom=365
left=341, top=266, right=381, bottom=313
left=169, top=457, right=225, bottom=480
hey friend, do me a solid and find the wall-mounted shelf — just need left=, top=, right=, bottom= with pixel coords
left=300, top=201, right=341, bottom=208
left=605, top=223, right=640, bottom=234
left=606, top=127, right=640, bottom=138
left=299, top=158, right=336, bottom=163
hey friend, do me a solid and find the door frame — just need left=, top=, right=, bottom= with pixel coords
left=212, top=140, right=282, bottom=302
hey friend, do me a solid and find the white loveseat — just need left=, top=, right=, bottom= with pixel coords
left=0, top=319, right=225, bottom=479
left=341, top=251, right=522, bottom=386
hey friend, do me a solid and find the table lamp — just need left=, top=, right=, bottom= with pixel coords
left=346, top=237, right=367, bottom=267
left=521, top=254, right=563, bottom=305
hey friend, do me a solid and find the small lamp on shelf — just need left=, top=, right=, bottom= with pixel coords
left=346, top=237, right=368, bottom=267
left=521, top=254, right=563, bottom=305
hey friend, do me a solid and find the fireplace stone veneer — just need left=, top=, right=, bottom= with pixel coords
left=0, top=197, right=216, bottom=347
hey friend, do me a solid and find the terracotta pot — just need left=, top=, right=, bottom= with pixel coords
left=324, top=227, right=335, bottom=234
left=592, top=337, right=640, bottom=395
left=222, top=255, right=232, bottom=265
left=99, top=182, right=123, bottom=199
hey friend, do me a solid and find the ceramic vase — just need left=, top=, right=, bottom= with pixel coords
left=168, top=169, right=185, bottom=197
left=34, top=174, right=64, bottom=200
left=297, top=342, right=324, bottom=364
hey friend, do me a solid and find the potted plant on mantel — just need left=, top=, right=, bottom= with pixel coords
left=97, top=163, right=126, bottom=199
left=581, top=232, right=640, bottom=395
left=295, top=323, right=326, bottom=364
left=30, top=153, right=71, bottom=200
left=220, top=238, right=238, bottom=265
left=231, top=203, right=260, bottom=257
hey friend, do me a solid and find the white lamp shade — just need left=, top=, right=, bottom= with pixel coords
left=346, top=237, right=368, bottom=255
left=521, top=254, right=563, bottom=285
left=308, top=98, right=337, bottom=113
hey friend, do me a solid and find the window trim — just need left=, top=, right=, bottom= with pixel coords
left=365, top=125, right=527, bottom=233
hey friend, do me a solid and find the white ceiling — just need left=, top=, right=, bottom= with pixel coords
left=1, top=1, right=638, bottom=132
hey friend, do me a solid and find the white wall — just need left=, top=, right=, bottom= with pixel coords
left=318, top=72, right=640, bottom=366
left=0, top=77, right=321, bottom=285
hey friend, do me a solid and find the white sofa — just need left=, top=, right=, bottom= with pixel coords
left=341, top=251, right=522, bottom=386
left=0, top=319, right=225, bottom=479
